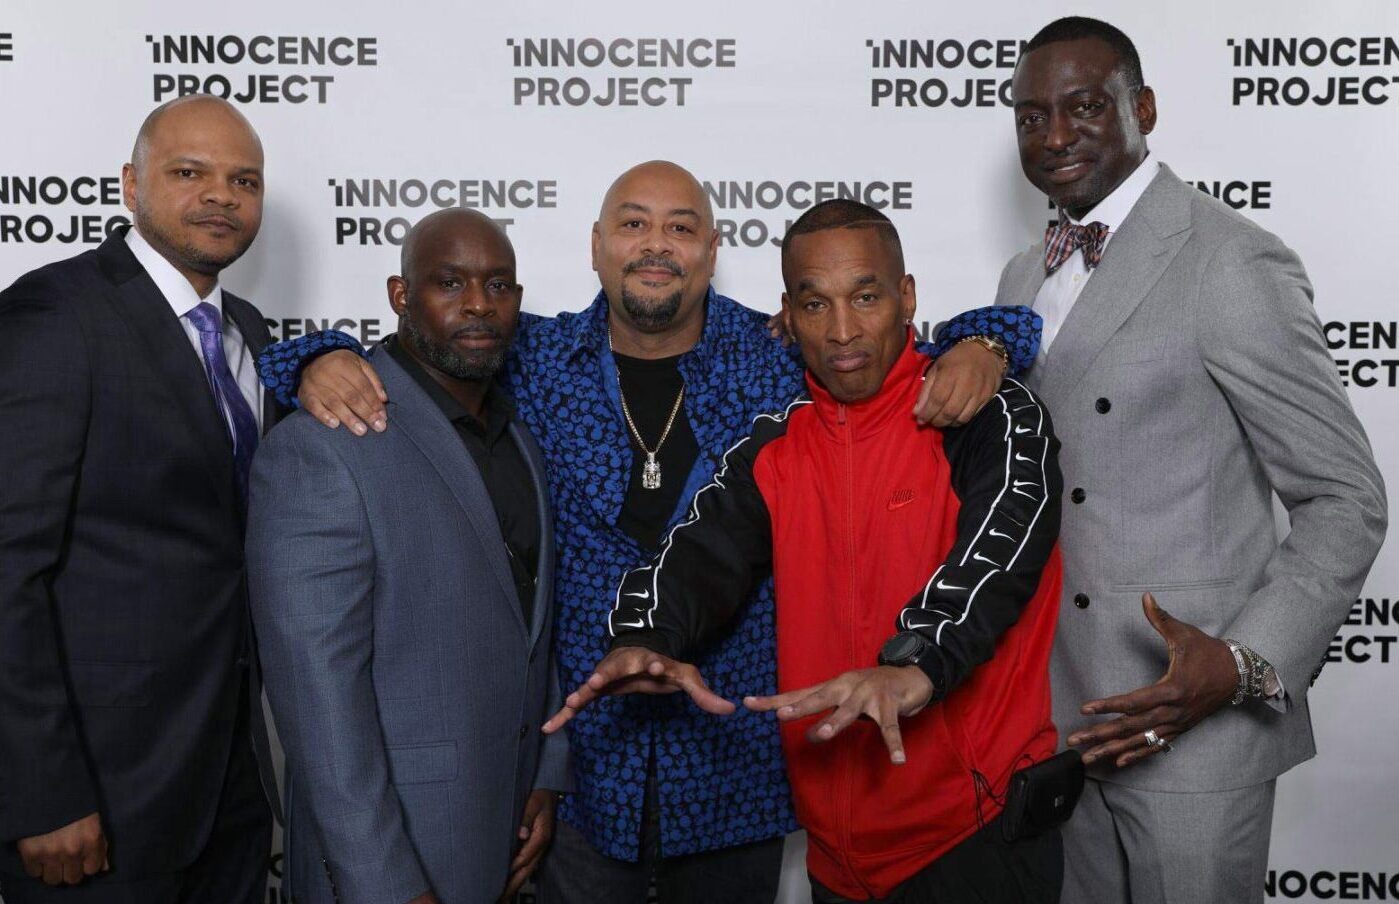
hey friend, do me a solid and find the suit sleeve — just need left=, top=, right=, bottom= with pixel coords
left=606, top=409, right=790, bottom=660
left=1198, top=230, right=1387, bottom=701
left=0, top=281, right=102, bottom=841
left=246, top=420, right=430, bottom=903
left=895, top=380, right=1063, bottom=698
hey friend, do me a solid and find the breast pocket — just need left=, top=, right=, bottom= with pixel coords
left=386, top=741, right=458, bottom=785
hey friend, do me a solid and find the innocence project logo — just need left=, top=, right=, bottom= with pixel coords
left=145, top=33, right=379, bottom=104
left=507, top=37, right=736, bottom=107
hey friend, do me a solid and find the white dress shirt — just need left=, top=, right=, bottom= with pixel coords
left=126, top=226, right=264, bottom=434
left=1033, top=155, right=1160, bottom=364
left=1029, top=159, right=1286, bottom=708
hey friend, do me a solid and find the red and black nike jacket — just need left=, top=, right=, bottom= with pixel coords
left=608, top=334, right=1064, bottom=899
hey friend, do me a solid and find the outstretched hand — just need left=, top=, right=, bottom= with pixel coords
left=744, top=666, right=934, bottom=765
left=542, top=646, right=735, bottom=734
left=1066, top=592, right=1239, bottom=768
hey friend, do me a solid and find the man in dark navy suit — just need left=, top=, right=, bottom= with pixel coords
left=0, top=95, right=282, bottom=903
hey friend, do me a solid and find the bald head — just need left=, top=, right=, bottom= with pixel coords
left=388, top=207, right=522, bottom=388
left=131, top=95, right=262, bottom=174
left=599, top=160, right=713, bottom=229
left=591, top=160, right=718, bottom=340
left=121, top=94, right=265, bottom=295
left=400, top=208, right=513, bottom=283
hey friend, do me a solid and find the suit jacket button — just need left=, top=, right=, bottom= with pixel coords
left=519, top=724, right=529, bottom=739
left=1095, top=397, right=1111, bottom=414
left=1074, top=594, right=1090, bottom=609
left=1071, top=488, right=1086, bottom=504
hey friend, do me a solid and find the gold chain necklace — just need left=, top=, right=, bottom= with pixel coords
left=608, top=326, right=686, bottom=491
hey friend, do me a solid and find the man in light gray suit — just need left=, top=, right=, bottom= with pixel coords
left=995, top=17, right=1387, bottom=904
left=247, top=208, right=569, bottom=904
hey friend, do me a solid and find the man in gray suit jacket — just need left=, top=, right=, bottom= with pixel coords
left=247, top=209, right=569, bottom=904
left=997, top=17, right=1387, bottom=904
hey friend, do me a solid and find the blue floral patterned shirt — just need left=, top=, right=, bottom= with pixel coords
left=257, top=289, right=1040, bottom=860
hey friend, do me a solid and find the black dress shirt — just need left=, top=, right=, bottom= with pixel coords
left=613, top=351, right=699, bottom=551
left=385, top=336, right=539, bottom=624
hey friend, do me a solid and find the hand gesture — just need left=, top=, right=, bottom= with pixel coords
left=1067, top=593, right=1240, bottom=767
left=744, top=666, right=935, bottom=765
left=500, top=790, right=557, bottom=900
left=542, top=646, right=735, bottom=734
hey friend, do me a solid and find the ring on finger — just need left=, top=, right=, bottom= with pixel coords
left=1143, top=728, right=1173, bottom=753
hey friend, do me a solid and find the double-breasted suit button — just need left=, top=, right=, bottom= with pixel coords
left=1095, top=397, right=1111, bottom=414
left=1071, top=488, right=1086, bottom=504
left=1074, top=594, right=1090, bottom=609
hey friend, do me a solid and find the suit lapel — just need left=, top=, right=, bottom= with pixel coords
left=223, top=292, right=284, bottom=430
left=512, top=422, right=554, bottom=648
left=1037, top=166, right=1194, bottom=404
left=97, top=233, right=236, bottom=508
left=374, top=348, right=526, bottom=635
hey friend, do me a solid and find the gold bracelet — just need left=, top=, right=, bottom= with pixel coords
left=957, top=335, right=1008, bottom=375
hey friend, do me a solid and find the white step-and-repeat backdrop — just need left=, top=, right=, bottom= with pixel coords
left=3, top=1, right=1396, bottom=901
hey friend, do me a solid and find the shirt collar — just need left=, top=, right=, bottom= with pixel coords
left=125, top=225, right=223, bottom=319
left=1064, top=154, right=1160, bottom=232
left=383, top=334, right=515, bottom=442
left=566, top=285, right=721, bottom=368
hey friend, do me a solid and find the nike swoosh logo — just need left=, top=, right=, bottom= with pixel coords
left=1013, top=480, right=1039, bottom=489
left=989, top=528, right=1014, bottom=540
left=624, top=590, right=651, bottom=599
left=902, top=616, right=939, bottom=630
left=1012, top=404, right=1037, bottom=412
left=1015, top=452, right=1036, bottom=463
left=935, top=580, right=968, bottom=591
left=615, top=618, right=646, bottom=629
left=973, top=552, right=1001, bottom=567
left=1014, top=425, right=1034, bottom=434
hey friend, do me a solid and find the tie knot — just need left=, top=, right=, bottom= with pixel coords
left=187, top=301, right=223, bottom=335
left=1043, top=220, right=1111, bottom=275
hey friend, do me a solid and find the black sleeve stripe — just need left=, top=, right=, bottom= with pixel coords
left=898, top=378, right=1052, bottom=644
left=608, top=396, right=811, bottom=637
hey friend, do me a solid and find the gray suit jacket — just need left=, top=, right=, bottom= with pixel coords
left=996, top=164, right=1386, bottom=792
left=247, top=345, right=569, bottom=903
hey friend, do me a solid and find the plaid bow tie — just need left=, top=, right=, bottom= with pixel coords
left=1044, top=220, right=1110, bottom=275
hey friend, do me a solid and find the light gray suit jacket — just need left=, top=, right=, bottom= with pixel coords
left=247, top=345, right=570, bottom=903
left=996, top=164, right=1386, bottom=792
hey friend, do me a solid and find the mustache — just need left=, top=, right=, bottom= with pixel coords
left=186, top=209, right=243, bottom=230
left=623, top=256, right=683, bottom=277
left=451, top=322, right=504, bottom=340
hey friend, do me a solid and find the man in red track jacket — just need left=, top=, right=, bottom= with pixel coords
left=546, top=200, right=1065, bottom=903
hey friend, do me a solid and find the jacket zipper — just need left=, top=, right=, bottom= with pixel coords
left=838, top=400, right=868, bottom=895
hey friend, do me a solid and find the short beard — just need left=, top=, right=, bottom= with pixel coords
left=134, top=201, right=250, bottom=275
left=619, top=287, right=683, bottom=333
left=400, top=312, right=506, bottom=381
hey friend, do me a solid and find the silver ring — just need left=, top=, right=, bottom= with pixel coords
left=1143, top=729, right=1173, bottom=753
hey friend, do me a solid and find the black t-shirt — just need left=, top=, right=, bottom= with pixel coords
left=385, top=336, right=539, bottom=624
left=613, top=352, right=700, bottom=552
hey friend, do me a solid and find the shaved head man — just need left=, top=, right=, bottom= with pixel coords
left=248, top=209, right=568, bottom=904
left=0, top=96, right=283, bottom=903
left=265, top=157, right=1034, bottom=904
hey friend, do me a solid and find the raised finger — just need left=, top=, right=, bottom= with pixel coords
left=876, top=697, right=907, bottom=765
left=1082, top=682, right=1174, bottom=717
left=743, top=682, right=827, bottom=713
left=808, top=697, right=866, bottom=743
left=1066, top=706, right=1171, bottom=748
left=771, top=684, right=845, bottom=722
left=541, top=703, right=580, bottom=735
left=670, top=665, right=736, bottom=715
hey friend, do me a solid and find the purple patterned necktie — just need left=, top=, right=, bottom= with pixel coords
left=186, top=301, right=259, bottom=505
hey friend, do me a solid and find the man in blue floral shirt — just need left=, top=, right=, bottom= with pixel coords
left=258, top=160, right=1039, bottom=903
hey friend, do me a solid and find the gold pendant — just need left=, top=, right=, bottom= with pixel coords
left=642, top=453, right=662, bottom=490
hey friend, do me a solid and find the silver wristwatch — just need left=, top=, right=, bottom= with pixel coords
left=1224, top=639, right=1268, bottom=705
